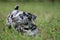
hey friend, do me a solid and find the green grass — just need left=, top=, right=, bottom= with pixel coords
left=0, top=2, right=60, bottom=40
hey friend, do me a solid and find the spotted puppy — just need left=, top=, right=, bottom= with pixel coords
left=6, top=5, right=38, bottom=36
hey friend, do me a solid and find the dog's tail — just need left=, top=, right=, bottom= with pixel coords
left=14, top=5, right=19, bottom=10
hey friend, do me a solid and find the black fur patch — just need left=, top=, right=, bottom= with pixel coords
left=28, top=13, right=32, bottom=21
left=11, top=15, right=13, bottom=18
left=30, top=24, right=37, bottom=31
left=19, top=14, right=23, bottom=19
left=23, top=12, right=26, bottom=16
left=14, top=6, right=19, bottom=10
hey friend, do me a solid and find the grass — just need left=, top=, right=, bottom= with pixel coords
left=0, top=2, right=60, bottom=40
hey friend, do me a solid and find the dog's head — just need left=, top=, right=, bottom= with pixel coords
left=10, top=5, right=20, bottom=22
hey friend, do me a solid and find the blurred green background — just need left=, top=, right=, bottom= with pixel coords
left=0, top=0, right=60, bottom=2
left=0, top=0, right=60, bottom=40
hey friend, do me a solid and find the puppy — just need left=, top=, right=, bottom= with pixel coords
left=6, top=5, right=38, bottom=36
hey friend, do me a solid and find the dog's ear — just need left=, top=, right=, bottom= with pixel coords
left=14, top=5, right=19, bottom=10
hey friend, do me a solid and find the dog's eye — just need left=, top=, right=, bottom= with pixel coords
left=11, top=15, right=13, bottom=18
